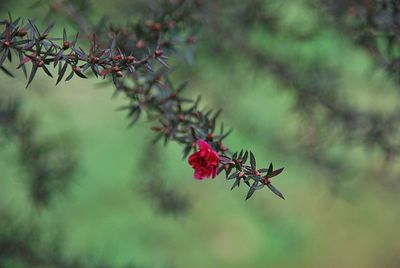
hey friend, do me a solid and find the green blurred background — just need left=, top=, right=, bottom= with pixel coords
left=1, top=0, right=400, bottom=267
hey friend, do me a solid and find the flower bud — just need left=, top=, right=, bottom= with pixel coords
left=16, top=29, right=27, bottom=37
left=178, top=113, right=185, bottom=122
left=63, top=41, right=70, bottom=49
left=136, top=40, right=145, bottom=49
left=126, top=55, right=135, bottom=63
left=91, top=56, right=100, bottom=64
left=113, top=55, right=122, bottom=61
left=150, top=23, right=162, bottom=32
left=72, top=65, right=81, bottom=73
left=154, top=49, right=163, bottom=57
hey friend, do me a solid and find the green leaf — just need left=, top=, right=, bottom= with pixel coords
left=225, top=165, right=233, bottom=178
left=42, top=65, right=53, bottom=78
left=63, top=28, right=67, bottom=42
left=0, top=49, right=9, bottom=66
left=190, top=126, right=197, bottom=140
left=267, top=184, right=285, bottom=199
left=17, top=52, right=27, bottom=78
left=233, top=159, right=241, bottom=170
left=152, top=133, right=163, bottom=143
left=231, top=178, right=240, bottom=190
left=269, top=167, right=284, bottom=178
left=182, top=145, right=192, bottom=159
left=43, top=22, right=55, bottom=36
left=220, top=128, right=233, bottom=140
left=128, top=108, right=141, bottom=127
left=242, top=151, right=248, bottom=164
left=232, top=152, right=237, bottom=160
left=268, top=162, right=273, bottom=174
left=65, top=70, right=74, bottom=81
left=252, top=183, right=264, bottom=190
left=12, top=39, right=31, bottom=46
left=238, top=149, right=243, bottom=159
left=244, top=175, right=251, bottom=183
left=26, top=63, right=38, bottom=87
left=228, top=171, right=239, bottom=180
left=176, top=80, right=189, bottom=94
left=250, top=151, right=256, bottom=170
left=245, top=187, right=256, bottom=200
left=28, top=19, right=40, bottom=37
left=56, top=61, right=68, bottom=85
left=74, top=69, right=87, bottom=79
left=0, top=66, right=14, bottom=77
left=247, top=175, right=262, bottom=181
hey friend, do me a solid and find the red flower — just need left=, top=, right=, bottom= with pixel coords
left=188, top=140, right=220, bottom=180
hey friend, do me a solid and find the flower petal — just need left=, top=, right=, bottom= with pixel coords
left=197, top=139, right=210, bottom=151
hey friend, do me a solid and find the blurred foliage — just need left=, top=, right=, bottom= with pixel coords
left=138, top=140, right=189, bottom=216
left=1, top=0, right=400, bottom=268
left=0, top=94, right=76, bottom=206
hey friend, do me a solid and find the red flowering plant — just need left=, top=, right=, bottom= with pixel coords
left=0, top=0, right=285, bottom=200
left=188, top=140, right=219, bottom=179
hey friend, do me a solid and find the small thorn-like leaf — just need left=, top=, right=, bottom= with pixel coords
left=56, top=61, right=68, bottom=85
left=233, top=159, right=241, bottom=170
left=74, top=69, right=87, bottom=79
left=268, top=162, right=273, bottom=174
left=63, top=28, right=67, bottom=42
left=0, top=49, right=9, bottom=66
left=65, top=70, right=74, bottom=81
left=182, top=145, right=192, bottom=159
left=247, top=175, right=262, bottom=182
left=245, top=187, right=256, bottom=200
left=231, top=178, right=240, bottom=190
left=0, top=66, right=14, bottom=77
left=72, top=32, right=79, bottom=46
left=242, top=151, right=248, bottom=164
left=157, top=57, right=169, bottom=68
left=28, top=19, right=40, bottom=37
left=43, top=21, right=55, bottom=36
left=220, top=128, right=233, bottom=140
left=269, top=167, right=284, bottom=178
left=17, top=52, right=27, bottom=78
left=128, top=108, right=141, bottom=127
left=42, top=65, right=53, bottom=78
left=176, top=81, right=189, bottom=94
left=228, top=171, right=239, bottom=180
left=267, top=184, right=285, bottom=199
left=250, top=151, right=256, bottom=170
left=238, top=149, right=243, bottom=159
left=26, top=63, right=38, bottom=87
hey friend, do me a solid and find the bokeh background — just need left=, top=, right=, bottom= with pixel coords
left=1, top=0, right=400, bottom=267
